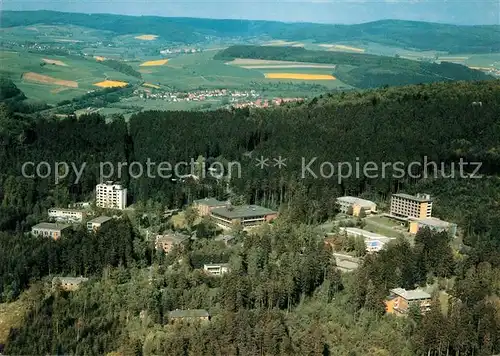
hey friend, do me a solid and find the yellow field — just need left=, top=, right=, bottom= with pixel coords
left=94, top=56, right=106, bottom=61
left=140, top=59, right=169, bottom=67
left=143, top=83, right=161, bottom=89
left=42, top=58, right=67, bottom=66
left=135, top=34, right=158, bottom=40
left=265, top=73, right=336, bottom=80
left=264, top=40, right=304, bottom=47
left=94, top=80, right=129, bottom=88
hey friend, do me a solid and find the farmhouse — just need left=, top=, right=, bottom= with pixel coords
left=210, top=204, right=278, bottom=230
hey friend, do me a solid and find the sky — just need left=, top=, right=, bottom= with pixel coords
left=2, top=0, right=499, bottom=25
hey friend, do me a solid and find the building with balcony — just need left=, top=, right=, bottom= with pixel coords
left=337, top=196, right=377, bottom=216
left=48, top=208, right=87, bottom=223
left=87, top=216, right=112, bottom=233
left=210, top=204, right=278, bottom=230
left=96, top=181, right=127, bottom=210
left=203, top=263, right=230, bottom=276
left=390, top=193, right=432, bottom=220
left=385, top=288, right=432, bottom=315
left=31, top=222, right=71, bottom=240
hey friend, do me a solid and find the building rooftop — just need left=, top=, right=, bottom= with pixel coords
left=52, top=276, right=89, bottom=284
left=204, top=263, right=230, bottom=268
left=168, top=309, right=210, bottom=318
left=32, top=222, right=71, bottom=231
left=88, top=216, right=112, bottom=224
left=156, top=233, right=189, bottom=243
left=337, top=196, right=376, bottom=208
left=339, top=227, right=395, bottom=242
left=416, top=217, right=453, bottom=228
left=392, top=193, right=432, bottom=202
left=390, top=288, right=431, bottom=300
left=48, top=208, right=85, bottom=213
left=194, top=197, right=227, bottom=207
left=211, top=205, right=277, bottom=219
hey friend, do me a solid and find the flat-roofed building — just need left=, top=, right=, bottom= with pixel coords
left=87, top=216, right=112, bottom=233
left=194, top=198, right=227, bottom=216
left=337, top=196, right=377, bottom=216
left=155, top=233, right=189, bottom=253
left=339, top=227, right=396, bottom=253
left=31, top=222, right=71, bottom=240
left=390, top=193, right=432, bottom=220
left=409, top=217, right=457, bottom=236
left=48, top=208, right=87, bottom=223
left=168, top=309, right=210, bottom=324
left=52, top=276, right=88, bottom=291
left=385, top=288, right=432, bottom=315
left=203, top=263, right=230, bottom=276
left=210, top=205, right=278, bottom=230
left=96, top=181, right=127, bottom=210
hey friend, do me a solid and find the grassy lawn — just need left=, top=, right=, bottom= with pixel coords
left=364, top=215, right=407, bottom=239
left=0, top=297, right=26, bottom=346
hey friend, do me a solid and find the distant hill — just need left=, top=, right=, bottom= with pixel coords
left=2, top=10, right=500, bottom=53
left=216, top=45, right=493, bottom=89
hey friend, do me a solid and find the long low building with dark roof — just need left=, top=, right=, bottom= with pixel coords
left=210, top=204, right=278, bottom=229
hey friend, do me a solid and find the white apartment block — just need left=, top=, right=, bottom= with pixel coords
left=96, top=181, right=127, bottom=210
left=390, top=193, right=432, bottom=220
left=48, top=208, right=87, bottom=223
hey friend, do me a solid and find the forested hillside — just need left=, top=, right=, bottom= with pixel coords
left=1, top=80, right=500, bottom=355
left=2, top=11, right=500, bottom=53
left=216, top=45, right=492, bottom=88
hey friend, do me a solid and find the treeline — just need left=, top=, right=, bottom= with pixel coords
left=98, top=59, right=142, bottom=79
left=2, top=11, right=500, bottom=53
left=215, top=45, right=492, bottom=88
left=2, top=80, right=500, bottom=230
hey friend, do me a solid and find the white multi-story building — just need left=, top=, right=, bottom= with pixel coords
left=48, top=208, right=87, bottom=223
left=95, top=181, right=127, bottom=210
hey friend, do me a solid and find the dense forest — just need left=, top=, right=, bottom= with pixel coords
left=1, top=79, right=500, bottom=355
left=215, top=45, right=492, bottom=88
left=2, top=10, right=500, bottom=53
left=98, top=59, right=142, bottom=79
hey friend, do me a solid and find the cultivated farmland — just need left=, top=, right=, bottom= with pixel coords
left=94, top=80, right=129, bottom=88
left=23, top=72, right=78, bottom=87
left=134, top=34, right=158, bottom=40
left=42, top=58, right=68, bottom=66
left=264, top=73, right=336, bottom=80
left=140, top=59, right=169, bottom=66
